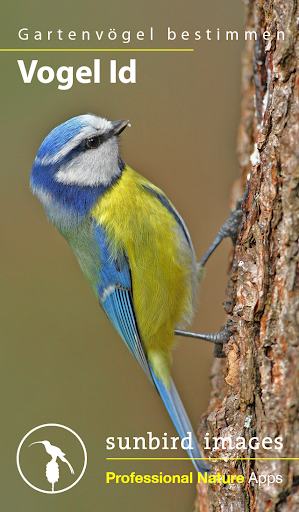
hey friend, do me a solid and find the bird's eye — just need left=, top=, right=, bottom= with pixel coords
left=86, top=136, right=100, bottom=149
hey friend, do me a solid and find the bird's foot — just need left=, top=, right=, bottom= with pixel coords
left=218, top=197, right=243, bottom=246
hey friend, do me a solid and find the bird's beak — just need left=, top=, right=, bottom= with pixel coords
left=28, top=441, right=43, bottom=447
left=111, top=119, right=129, bottom=136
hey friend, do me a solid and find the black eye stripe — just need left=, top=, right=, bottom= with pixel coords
left=85, top=130, right=114, bottom=149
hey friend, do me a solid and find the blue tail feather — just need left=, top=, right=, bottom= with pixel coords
left=149, top=368, right=210, bottom=475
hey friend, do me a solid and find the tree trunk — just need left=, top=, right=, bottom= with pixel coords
left=196, top=1, right=299, bottom=511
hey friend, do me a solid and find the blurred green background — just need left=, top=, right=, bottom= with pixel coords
left=0, top=0, right=244, bottom=510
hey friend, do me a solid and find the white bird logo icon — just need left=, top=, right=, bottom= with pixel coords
left=29, top=440, right=74, bottom=492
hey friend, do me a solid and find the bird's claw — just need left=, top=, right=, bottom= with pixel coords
left=218, top=198, right=243, bottom=246
left=212, top=321, right=231, bottom=358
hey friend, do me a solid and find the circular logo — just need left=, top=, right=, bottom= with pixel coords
left=16, top=423, right=87, bottom=494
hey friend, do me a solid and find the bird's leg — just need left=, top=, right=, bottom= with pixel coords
left=199, top=197, right=243, bottom=267
left=174, top=198, right=243, bottom=357
left=174, top=320, right=232, bottom=358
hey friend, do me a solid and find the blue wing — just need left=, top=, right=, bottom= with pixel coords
left=94, top=222, right=209, bottom=474
left=94, top=224, right=154, bottom=383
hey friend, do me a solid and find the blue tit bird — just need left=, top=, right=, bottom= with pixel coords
left=30, top=114, right=211, bottom=474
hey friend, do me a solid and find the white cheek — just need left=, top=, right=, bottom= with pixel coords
left=55, top=138, right=120, bottom=187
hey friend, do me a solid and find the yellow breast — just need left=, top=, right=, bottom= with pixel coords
left=91, top=166, right=196, bottom=386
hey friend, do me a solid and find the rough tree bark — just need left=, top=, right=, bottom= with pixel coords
left=196, top=1, right=299, bottom=511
